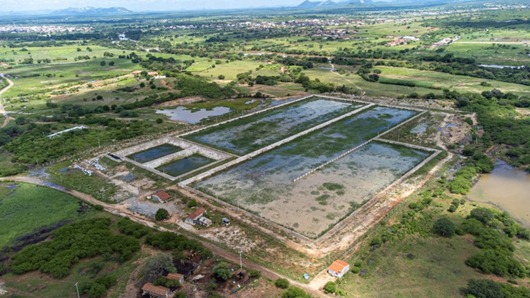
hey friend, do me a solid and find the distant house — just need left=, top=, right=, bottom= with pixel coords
left=328, top=260, right=350, bottom=278
left=167, top=272, right=185, bottom=284
left=141, top=283, right=170, bottom=298
left=185, top=207, right=209, bottom=226
left=151, top=191, right=171, bottom=204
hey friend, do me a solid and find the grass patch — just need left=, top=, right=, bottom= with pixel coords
left=0, top=183, right=86, bottom=248
left=48, top=161, right=118, bottom=203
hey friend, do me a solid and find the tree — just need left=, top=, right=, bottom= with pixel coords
left=323, top=281, right=337, bottom=294
left=218, top=75, right=225, bottom=80
left=213, top=262, right=232, bottom=281
left=155, top=208, right=170, bottom=221
left=100, top=61, right=106, bottom=66
left=432, top=217, right=456, bottom=237
left=275, top=278, right=289, bottom=289
left=109, top=61, right=115, bottom=66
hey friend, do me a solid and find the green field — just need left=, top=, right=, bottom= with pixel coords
left=0, top=183, right=84, bottom=248
left=376, top=66, right=530, bottom=97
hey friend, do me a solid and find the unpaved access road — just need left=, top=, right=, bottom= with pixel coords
left=0, top=74, right=14, bottom=128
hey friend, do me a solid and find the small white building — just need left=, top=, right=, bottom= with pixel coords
left=328, top=260, right=350, bottom=278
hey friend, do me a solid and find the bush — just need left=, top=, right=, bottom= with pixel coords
left=469, top=208, right=495, bottom=225
left=432, top=217, right=456, bottom=237
left=466, top=249, right=526, bottom=278
left=465, top=279, right=504, bottom=298
left=249, top=269, right=261, bottom=278
left=155, top=208, right=170, bottom=221
left=213, top=262, right=232, bottom=281
left=275, top=278, right=290, bottom=289
left=323, top=281, right=337, bottom=294
left=282, top=287, right=311, bottom=298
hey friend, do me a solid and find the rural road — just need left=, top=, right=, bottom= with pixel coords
left=0, top=74, right=14, bottom=128
left=0, top=176, right=328, bottom=297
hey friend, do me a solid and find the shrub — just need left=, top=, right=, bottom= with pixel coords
left=323, top=281, right=337, bottom=294
left=275, top=278, right=290, bottom=289
left=282, top=287, right=311, bottom=298
left=469, top=208, right=495, bottom=225
left=466, top=249, right=526, bottom=278
left=432, top=217, right=456, bottom=237
left=465, top=279, right=504, bottom=298
left=213, top=262, right=232, bottom=281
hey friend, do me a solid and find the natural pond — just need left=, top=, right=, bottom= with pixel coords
left=157, top=154, right=215, bottom=177
left=186, top=97, right=364, bottom=155
left=127, top=144, right=183, bottom=163
left=156, top=106, right=231, bottom=124
left=468, top=159, right=530, bottom=226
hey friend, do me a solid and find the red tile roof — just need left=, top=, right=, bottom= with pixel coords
left=154, top=190, right=171, bottom=201
left=187, top=207, right=206, bottom=220
left=328, top=260, right=349, bottom=273
left=167, top=273, right=184, bottom=282
left=142, top=283, right=169, bottom=297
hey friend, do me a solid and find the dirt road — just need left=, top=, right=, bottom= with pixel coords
left=0, top=176, right=327, bottom=297
left=0, top=74, right=14, bottom=128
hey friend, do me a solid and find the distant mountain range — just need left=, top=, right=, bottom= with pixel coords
left=297, top=0, right=373, bottom=8
left=50, top=7, right=133, bottom=16
left=295, top=0, right=486, bottom=8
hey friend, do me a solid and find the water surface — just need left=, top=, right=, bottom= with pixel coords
left=157, top=154, right=215, bottom=177
left=468, top=160, right=530, bottom=226
left=128, top=144, right=182, bottom=163
left=156, top=106, right=231, bottom=124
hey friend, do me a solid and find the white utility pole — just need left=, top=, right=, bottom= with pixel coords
left=239, top=251, right=243, bottom=271
left=74, top=282, right=80, bottom=298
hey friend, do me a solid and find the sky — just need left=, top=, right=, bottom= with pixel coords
left=0, top=0, right=306, bottom=12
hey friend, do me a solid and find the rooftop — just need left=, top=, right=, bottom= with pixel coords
left=328, top=260, right=349, bottom=272
left=154, top=190, right=171, bottom=201
left=142, top=282, right=169, bottom=297
left=187, top=207, right=206, bottom=220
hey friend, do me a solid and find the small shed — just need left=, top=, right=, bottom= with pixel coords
left=185, top=207, right=206, bottom=225
left=327, top=260, right=350, bottom=278
left=141, top=283, right=170, bottom=298
left=152, top=190, right=171, bottom=204
left=166, top=272, right=185, bottom=284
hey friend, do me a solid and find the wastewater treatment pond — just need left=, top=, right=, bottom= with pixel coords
left=127, top=144, right=183, bottom=163
left=157, top=154, right=215, bottom=177
left=194, top=106, right=432, bottom=238
left=185, top=96, right=364, bottom=155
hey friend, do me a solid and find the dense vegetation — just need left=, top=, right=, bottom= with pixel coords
left=9, top=218, right=140, bottom=278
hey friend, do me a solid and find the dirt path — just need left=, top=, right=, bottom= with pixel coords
left=0, top=74, right=14, bottom=128
left=0, top=176, right=327, bottom=297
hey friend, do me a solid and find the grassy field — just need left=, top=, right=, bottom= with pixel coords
left=0, top=183, right=85, bottom=248
left=2, top=59, right=141, bottom=110
left=339, top=235, right=484, bottom=298
left=304, top=68, right=443, bottom=98
left=48, top=162, right=119, bottom=203
left=376, top=66, right=530, bottom=96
